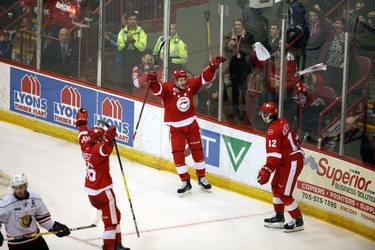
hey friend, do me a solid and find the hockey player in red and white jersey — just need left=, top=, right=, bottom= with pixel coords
left=0, top=173, right=70, bottom=249
left=257, top=102, right=305, bottom=232
left=146, top=55, right=227, bottom=195
left=75, top=109, right=130, bottom=250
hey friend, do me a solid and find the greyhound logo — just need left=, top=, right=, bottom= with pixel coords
left=177, top=96, right=190, bottom=112
left=20, top=213, right=32, bottom=228
left=304, top=155, right=318, bottom=170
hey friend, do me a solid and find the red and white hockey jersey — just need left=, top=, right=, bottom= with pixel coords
left=150, top=67, right=214, bottom=127
left=78, top=126, right=114, bottom=196
left=265, top=118, right=304, bottom=171
left=0, top=191, right=55, bottom=245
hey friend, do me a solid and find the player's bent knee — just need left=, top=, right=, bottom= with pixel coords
left=173, top=150, right=186, bottom=166
left=191, top=149, right=204, bottom=162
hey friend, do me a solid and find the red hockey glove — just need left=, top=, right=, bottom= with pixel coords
left=75, top=108, right=88, bottom=127
left=104, top=126, right=117, bottom=143
left=209, top=55, right=227, bottom=70
left=257, top=165, right=273, bottom=185
left=147, top=71, right=157, bottom=86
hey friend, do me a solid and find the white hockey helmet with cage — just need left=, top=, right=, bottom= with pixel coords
left=11, top=173, right=28, bottom=188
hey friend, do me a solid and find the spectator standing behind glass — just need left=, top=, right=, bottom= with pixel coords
left=319, top=16, right=355, bottom=96
left=42, top=27, right=79, bottom=78
left=303, top=7, right=330, bottom=68
left=224, top=16, right=254, bottom=121
left=132, top=49, right=162, bottom=103
left=267, top=23, right=281, bottom=53
left=0, top=30, right=13, bottom=60
left=153, top=23, right=188, bottom=80
left=117, top=11, right=147, bottom=93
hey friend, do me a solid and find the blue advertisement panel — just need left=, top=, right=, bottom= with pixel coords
left=9, top=67, right=134, bottom=147
left=10, top=68, right=97, bottom=129
left=94, top=92, right=134, bottom=147
left=201, top=128, right=220, bottom=168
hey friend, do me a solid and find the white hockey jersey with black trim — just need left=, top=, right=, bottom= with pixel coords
left=0, top=191, right=55, bottom=238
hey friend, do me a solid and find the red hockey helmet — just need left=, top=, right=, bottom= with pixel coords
left=172, top=69, right=187, bottom=81
left=88, top=127, right=105, bottom=142
left=260, top=102, right=278, bottom=117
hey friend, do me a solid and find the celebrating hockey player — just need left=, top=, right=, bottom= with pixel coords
left=75, top=109, right=130, bottom=250
left=257, top=102, right=305, bottom=232
left=0, top=173, right=70, bottom=249
left=146, top=55, right=227, bottom=195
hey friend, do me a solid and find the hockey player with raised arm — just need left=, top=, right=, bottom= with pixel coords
left=0, top=173, right=70, bottom=249
left=257, top=102, right=305, bottom=232
left=146, top=55, right=227, bottom=195
left=75, top=109, right=130, bottom=250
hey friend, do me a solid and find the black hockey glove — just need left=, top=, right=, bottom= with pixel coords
left=51, top=221, right=70, bottom=237
left=0, top=231, right=3, bottom=247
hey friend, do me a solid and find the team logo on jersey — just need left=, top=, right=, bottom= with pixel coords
left=176, top=96, right=190, bottom=112
left=20, top=213, right=32, bottom=228
left=54, top=86, right=81, bottom=126
left=268, top=129, right=274, bottom=135
left=13, top=74, right=47, bottom=118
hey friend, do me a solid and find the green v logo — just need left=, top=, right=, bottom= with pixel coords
left=222, top=135, right=252, bottom=172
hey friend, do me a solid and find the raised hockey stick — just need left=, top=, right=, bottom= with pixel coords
left=132, top=36, right=171, bottom=142
left=5, top=210, right=102, bottom=241
left=204, top=10, right=212, bottom=61
left=97, top=119, right=140, bottom=237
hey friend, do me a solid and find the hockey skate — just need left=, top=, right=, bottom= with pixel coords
left=102, top=243, right=130, bottom=250
left=264, top=212, right=285, bottom=228
left=197, top=176, right=211, bottom=192
left=283, top=216, right=304, bottom=233
left=177, top=178, right=192, bottom=197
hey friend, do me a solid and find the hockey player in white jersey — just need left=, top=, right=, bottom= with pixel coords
left=0, top=173, right=70, bottom=249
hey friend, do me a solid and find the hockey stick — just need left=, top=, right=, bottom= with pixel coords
left=5, top=210, right=102, bottom=241
left=132, top=36, right=171, bottom=141
left=204, top=10, right=212, bottom=61
left=97, top=119, right=140, bottom=237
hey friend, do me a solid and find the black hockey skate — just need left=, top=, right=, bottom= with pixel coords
left=197, top=176, right=211, bottom=192
left=264, top=212, right=285, bottom=228
left=177, top=178, right=192, bottom=196
left=284, top=216, right=304, bottom=233
left=102, top=243, right=130, bottom=250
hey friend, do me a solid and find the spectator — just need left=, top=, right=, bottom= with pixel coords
left=267, top=23, right=281, bottom=53
left=286, top=0, right=307, bottom=47
left=132, top=49, right=162, bottom=103
left=319, top=16, right=355, bottom=96
left=303, top=7, right=330, bottom=68
left=42, top=0, right=76, bottom=49
left=117, top=11, right=147, bottom=93
left=42, top=27, right=79, bottom=78
left=153, top=23, right=188, bottom=80
left=225, top=16, right=255, bottom=121
left=0, top=30, right=13, bottom=60
left=196, top=70, right=228, bottom=117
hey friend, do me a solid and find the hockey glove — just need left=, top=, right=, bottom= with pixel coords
left=209, top=55, right=227, bottom=70
left=257, top=165, right=273, bottom=185
left=146, top=71, right=157, bottom=86
left=51, top=221, right=70, bottom=237
left=0, top=231, right=3, bottom=247
left=104, top=126, right=117, bottom=142
left=75, top=108, right=88, bottom=127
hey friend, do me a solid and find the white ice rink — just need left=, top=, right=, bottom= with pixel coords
left=0, top=121, right=374, bottom=250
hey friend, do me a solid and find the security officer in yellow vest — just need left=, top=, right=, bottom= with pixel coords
left=153, top=23, right=188, bottom=80
left=117, top=10, right=147, bottom=93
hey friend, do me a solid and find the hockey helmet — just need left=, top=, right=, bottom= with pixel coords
left=88, top=127, right=105, bottom=142
left=11, top=173, right=28, bottom=188
left=260, top=102, right=278, bottom=119
left=172, top=69, right=187, bottom=81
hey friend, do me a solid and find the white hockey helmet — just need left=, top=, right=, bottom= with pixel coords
left=11, top=173, right=28, bottom=188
